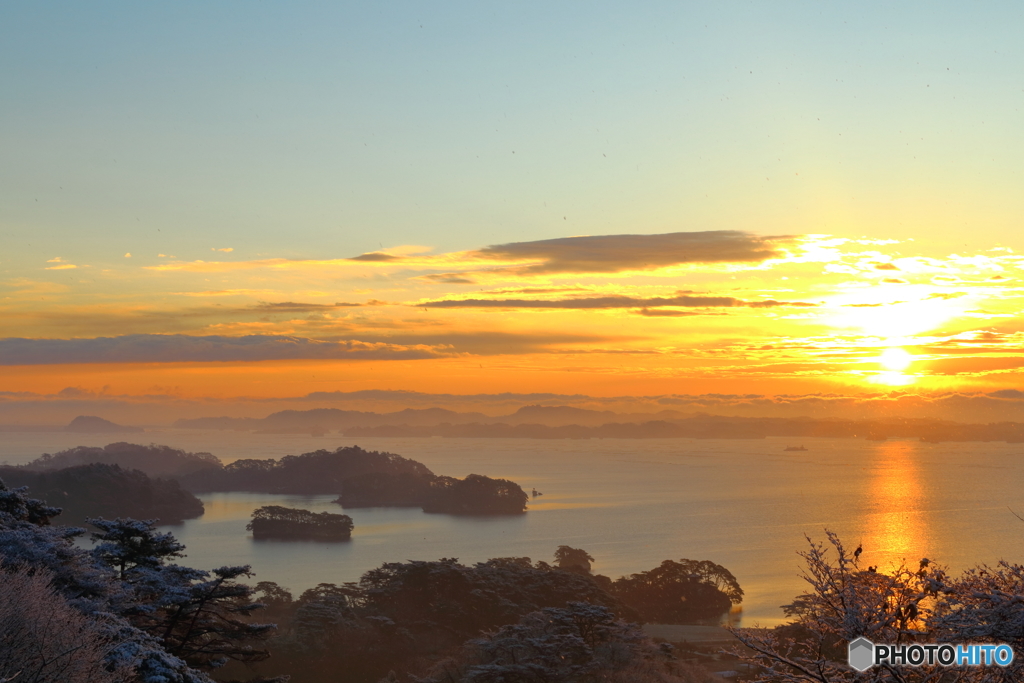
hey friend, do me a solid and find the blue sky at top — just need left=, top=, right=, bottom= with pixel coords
left=3, top=1, right=1024, bottom=276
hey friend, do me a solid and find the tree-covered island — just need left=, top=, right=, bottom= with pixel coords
left=247, top=505, right=354, bottom=540
left=178, top=445, right=530, bottom=515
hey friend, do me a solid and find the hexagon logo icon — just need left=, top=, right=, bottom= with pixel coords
left=848, top=637, right=875, bottom=672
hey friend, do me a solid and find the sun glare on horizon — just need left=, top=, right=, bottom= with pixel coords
left=863, top=348, right=917, bottom=387
left=879, top=347, right=913, bottom=372
left=871, top=371, right=916, bottom=387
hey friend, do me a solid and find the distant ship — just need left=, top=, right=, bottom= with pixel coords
left=784, top=445, right=808, bottom=452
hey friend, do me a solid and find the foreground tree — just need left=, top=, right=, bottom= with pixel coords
left=0, top=562, right=134, bottom=683
left=611, top=559, right=741, bottom=623
left=730, top=530, right=1024, bottom=683
left=156, top=565, right=277, bottom=669
left=0, top=477, right=62, bottom=526
left=555, top=545, right=596, bottom=573
left=420, top=602, right=719, bottom=683
left=0, top=481, right=215, bottom=683
left=358, top=556, right=627, bottom=635
left=88, top=517, right=276, bottom=672
left=91, top=516, right=186, bottom=578
left=256, top=555, right=633, bottom=683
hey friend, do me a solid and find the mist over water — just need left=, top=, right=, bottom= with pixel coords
left=3, top=431, right=1023, bottom=626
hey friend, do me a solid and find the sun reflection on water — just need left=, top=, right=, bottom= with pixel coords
left=862, top=442, right=928, bottom=566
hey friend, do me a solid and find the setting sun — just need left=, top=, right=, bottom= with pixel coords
left=879, top=348, right=913, bottom=372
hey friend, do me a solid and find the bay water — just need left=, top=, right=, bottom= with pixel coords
left=3, top=430, right=1023, bottom=626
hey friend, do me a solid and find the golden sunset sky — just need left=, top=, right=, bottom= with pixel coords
left=3, top=2, right=1024, bottom=420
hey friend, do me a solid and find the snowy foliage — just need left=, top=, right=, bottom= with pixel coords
left=89, top=518, right=276, bottom=669
left=0, top=561, right=134, bottom=683
left=0, top=477, right=62, bottom=526
left=731, top=530, right=1024, bottom=683
left=0, top=481, right=269, bottom=683
left=91, top=516, right=187, bottom=577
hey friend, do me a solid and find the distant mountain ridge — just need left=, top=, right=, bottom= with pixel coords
left=172, top=405, right=1024, bottom=442
left=173, top=404, right=689, bottom=432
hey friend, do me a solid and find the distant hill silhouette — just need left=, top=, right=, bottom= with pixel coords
left=25, top=442, right=222, bottom=478
left=171, top=406, right=668, bottom=432
left=339, top=414, right=1024, bottom=443
left=508, top=404, right=620, bottom=426
left=0, top=463, right=204, bottom=524
left=342, top=419, right=767, bottom=439
left=168, top=405, right=1024, bottom=443
left=174, top=407, right=495, bottom=433
left=65, top=415, right=143, bottom=433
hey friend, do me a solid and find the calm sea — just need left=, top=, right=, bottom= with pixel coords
left=3, top=430, right=1024, bottom=626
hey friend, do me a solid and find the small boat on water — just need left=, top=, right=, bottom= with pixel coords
left=784, top=445, right=808, bottom=452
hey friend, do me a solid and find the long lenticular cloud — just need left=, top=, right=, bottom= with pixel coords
left=471, top=230, right=792, bottom=274
left=0, top=334, right=455, bottom=365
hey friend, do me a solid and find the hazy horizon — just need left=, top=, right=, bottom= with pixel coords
left=9, top=386, right=1024, bottom=427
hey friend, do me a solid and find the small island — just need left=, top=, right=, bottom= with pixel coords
left=247, top=505, right=354, bottom=541
left=422, top=474, right=529, bottom=515
left=334, top=471, right=528, bottom=515
left=64, top=415, right=143, bottom=433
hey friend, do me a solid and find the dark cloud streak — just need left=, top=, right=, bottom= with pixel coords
left=0, top=335, right=453, bottom=365
left=347, top=252, right=400, bottom=262
left=473, top=230, right=791, bottom=274
left=252, top=301, right=362, bottom=311
left=637, top=309, right=705, bottom=317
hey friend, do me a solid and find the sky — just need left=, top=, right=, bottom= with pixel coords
left=3, top=1, right=1024, bottom=422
